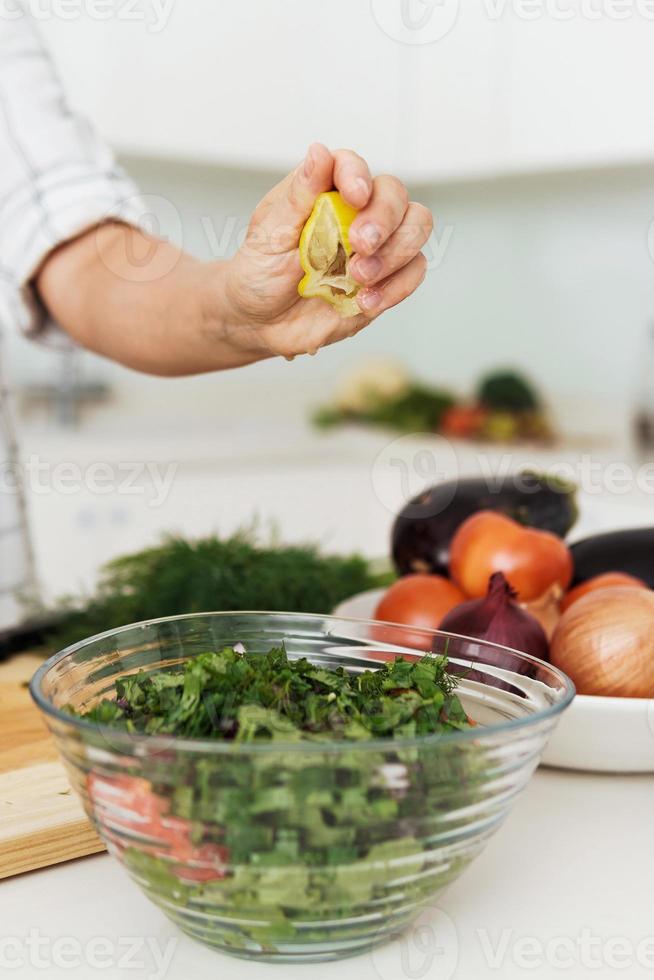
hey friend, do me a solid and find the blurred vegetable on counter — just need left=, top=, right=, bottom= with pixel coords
left=314, top=362, right=554, bottom=444
left=440, top=405, right=489, bottom=439
left=333, top=357, right=412, bottom=414
left=476, top=370, right=539, bottom=412
left=314, top=357, right=455, bottom=434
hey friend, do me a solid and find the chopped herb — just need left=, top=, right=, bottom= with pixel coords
left=76, top=645, right=469, bottom=742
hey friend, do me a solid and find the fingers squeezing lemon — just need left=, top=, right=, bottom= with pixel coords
left=298, top=192, right=361, bottom=317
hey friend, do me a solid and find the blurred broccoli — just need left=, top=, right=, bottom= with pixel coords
left=476, top=370, right=540, bottom=412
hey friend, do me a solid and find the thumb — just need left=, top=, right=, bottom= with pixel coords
left=256, top=143, right=334, bottom=251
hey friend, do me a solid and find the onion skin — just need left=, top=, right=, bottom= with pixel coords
left=523, top=585, right=562, bottom=639
left=440, top=572, right=549, bottom=662
left=560, top=572, right=648, bottom=613
left=551, top=586, right=654, bottom=697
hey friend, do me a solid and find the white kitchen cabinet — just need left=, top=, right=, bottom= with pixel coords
left=391, top=4, right=508, bottom=179
left=40, top=1, right=403, bottom=174
left=502, top=8, right=654, bottom=172
left=38, top=0, right=504, bottom=180
left=31, top=3, right=654, bottom=194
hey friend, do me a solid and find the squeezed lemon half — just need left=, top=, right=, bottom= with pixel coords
left=298, top=191, right=361, bottom=317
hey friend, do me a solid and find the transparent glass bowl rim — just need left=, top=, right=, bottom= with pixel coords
left=30, top=610, right=576, bottom=756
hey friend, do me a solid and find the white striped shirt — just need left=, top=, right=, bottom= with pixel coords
left=0, top=6, right=142, bottom=627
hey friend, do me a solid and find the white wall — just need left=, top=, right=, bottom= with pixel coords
left=9, top=154, right=653, bottom=437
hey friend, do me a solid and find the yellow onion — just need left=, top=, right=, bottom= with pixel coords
left=550, top=586, right=654, bottom=697
left=523, top=584, right=562, bottom=640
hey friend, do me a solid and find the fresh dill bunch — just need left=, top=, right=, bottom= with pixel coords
left=51, top=531, right=388, bottom=647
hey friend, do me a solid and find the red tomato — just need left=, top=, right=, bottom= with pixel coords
left=173, top=844, right=229, bottom=883
left=88, top=772, right=231, bottom=880
left=87, top=773, right=169, bottom=836
left=158, top=815, right=195, bottom=859
left=440, top=405, right=488, bottom=439
left=449, top=511, right=572, bottom=602
left=374, top=575, right=466, bottom=634
left=560, top=572, right=648, bottom=613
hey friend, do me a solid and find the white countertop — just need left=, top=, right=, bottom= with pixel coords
left=2, top=767, right=653, bottom=980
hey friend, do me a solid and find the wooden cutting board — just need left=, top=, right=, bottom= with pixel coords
left=0, top=652, right=104, bottom=879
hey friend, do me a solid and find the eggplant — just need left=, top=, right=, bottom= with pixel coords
left=392, top=471, right=578, bottom=577
left=570, top=527, right=654, bottom=587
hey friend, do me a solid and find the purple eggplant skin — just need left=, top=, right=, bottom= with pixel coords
left=570, top=527, right=654, bottom=587
left=391, top=471, right=578, bottom=577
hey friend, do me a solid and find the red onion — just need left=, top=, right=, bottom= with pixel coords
left=440, top=572, right=549, bottom=661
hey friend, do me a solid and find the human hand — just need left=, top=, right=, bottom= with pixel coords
left=222, top=143, right=433, bottom=360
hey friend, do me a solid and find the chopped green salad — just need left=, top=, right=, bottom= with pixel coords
left=78, top=645, right=470, bottom=741
left=74, top=647, right=480, bottom=957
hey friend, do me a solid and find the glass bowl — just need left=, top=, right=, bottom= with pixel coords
left=30, top=612, right=574, bottom=963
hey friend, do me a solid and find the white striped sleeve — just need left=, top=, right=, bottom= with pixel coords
left=0, top=7, right=145, bottom=338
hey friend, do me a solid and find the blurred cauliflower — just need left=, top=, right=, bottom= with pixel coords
left=335, top=359, right=412, bottom=414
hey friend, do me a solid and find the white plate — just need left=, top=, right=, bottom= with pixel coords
left=333, top=590, right=654, bottom=773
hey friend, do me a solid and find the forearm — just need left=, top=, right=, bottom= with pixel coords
left=35, top=223, right=267, bottom=375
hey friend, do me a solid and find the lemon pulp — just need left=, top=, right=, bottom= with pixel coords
left=298, top=192, right=361, bottom=317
